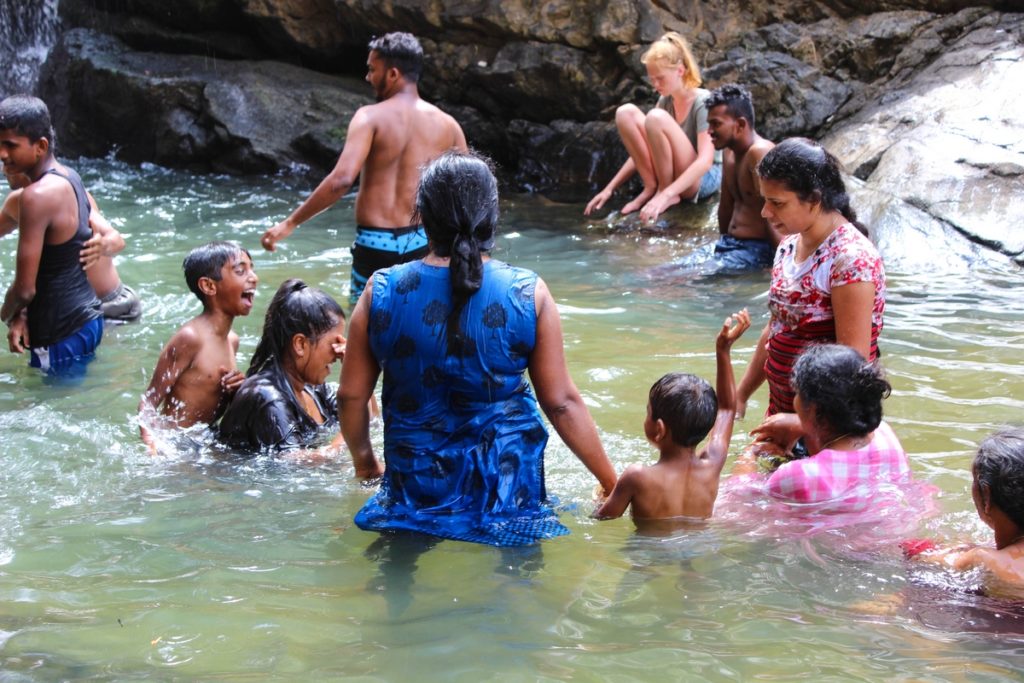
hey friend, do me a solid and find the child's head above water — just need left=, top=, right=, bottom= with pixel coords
left=973, top=428, right=1024, bottom=531
left=648, top=372, right=716, bottom=448
left=182, top=241, right=256, bottom=310
left=248, top=278, right=345, bottom=382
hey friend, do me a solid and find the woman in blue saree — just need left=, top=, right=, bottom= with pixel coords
left=340, top=151, right=617, bottom=546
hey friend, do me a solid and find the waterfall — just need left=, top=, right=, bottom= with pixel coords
left=0, top=0, right=60, bottom=96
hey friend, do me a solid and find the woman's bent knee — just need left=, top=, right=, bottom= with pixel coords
left=644, top=107, right=675, bottom=131
left=615, top=103, right=644, bottom=125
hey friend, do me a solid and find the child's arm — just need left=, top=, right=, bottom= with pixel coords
left=594, top=466, right=641, bottom=519
left=80, top=192, right=126, bottom=270
left=1, top=184, right=49, bottom=326
left=737, top=322, right=770, bottom=419
left=703, top=310, right=751, bottom=473
left=212, top=331, right=244, bottom=420
left=138, top=328, right=200, bottom=453
left=0, top=189, right=21, bottom=238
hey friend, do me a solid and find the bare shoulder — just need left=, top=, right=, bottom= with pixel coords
left=2, top=188, right=22, bottom=210
left=164, top=321, right=205, bottom=356
left=415, top=100, right=465, bottom=141
left=748, top=138, right=776, bottom=165
left=350, top=102, right=380, bottom=126
left=721, top=148, right=736, bottom=169
left=620, top=463, right=651, bottom=486
left=229, top=329, right=240, bottom=351
left=623, top=462, right=646, bottom=476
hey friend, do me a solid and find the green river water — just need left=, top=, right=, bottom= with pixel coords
left=0, top=158, right=1022, bottom=681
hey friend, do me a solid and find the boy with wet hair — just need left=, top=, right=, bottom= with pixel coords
left=905, top=428, right=1024, bottom=586
left=0, top=95, right=104, bottom=375
left=138, top=241, right=257, bottom=452
left=596, top=309, right=750, bottom=522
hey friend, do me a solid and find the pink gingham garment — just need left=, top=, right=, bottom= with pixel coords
left=766, top=422, right=909, bottom=505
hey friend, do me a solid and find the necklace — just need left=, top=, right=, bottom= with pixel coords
left=820, top=432, right=868, bottom=451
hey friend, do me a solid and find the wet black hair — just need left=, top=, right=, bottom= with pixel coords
left=0, top=94, right=55, bottom=145
left=368, top=32, right=423, bottom=83
left=247, top=278, right=345, bottom=377
left=182, top=241, right=249, bottom=305
left=757, top=137, right=868, bottom=236
left=790, top=344, right=891, bottom=439
left=974, top=428, right=1024, bottom=530
left=415, top=150, right=498, bottom=356
left=649, top=372, right=717, bottom=448
left=705, top=84, right=756, bottom=130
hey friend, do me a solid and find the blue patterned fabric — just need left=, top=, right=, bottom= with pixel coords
left=355, top=259, right=568, bottom=546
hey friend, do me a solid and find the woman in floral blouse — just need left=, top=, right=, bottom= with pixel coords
left=737, top=138, right=886, bottom=417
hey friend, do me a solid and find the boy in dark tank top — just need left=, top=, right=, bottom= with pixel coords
left=0, top=95, right=103, bottom=376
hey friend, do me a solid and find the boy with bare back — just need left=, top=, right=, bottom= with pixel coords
left=705, top=85, right=778, bottom=271
left=138, top=241, right=257, bottom=451
left=595, top=309, right=750, bottom=524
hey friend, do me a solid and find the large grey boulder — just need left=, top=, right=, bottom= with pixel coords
left=825, top=11, right=1024, bottom=265
left=38, top=28, right=371, bottom=175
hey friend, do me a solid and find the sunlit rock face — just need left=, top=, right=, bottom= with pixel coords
left=825, top=13, right=1024, bottom=266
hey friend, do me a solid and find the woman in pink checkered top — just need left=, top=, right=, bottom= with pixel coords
left=737, top=343, right=910, bottom=507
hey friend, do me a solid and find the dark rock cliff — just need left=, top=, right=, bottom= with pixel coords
left=29, top=0, right=1024, bottom=265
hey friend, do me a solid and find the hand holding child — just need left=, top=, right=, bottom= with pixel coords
left=749, top=412, right=803, bottom=452
left=220, top=367, right=244, bottom=396
left=79, top=232, right=118, bottom=270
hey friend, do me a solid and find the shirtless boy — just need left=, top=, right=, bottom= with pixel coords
left=595, top=309, right=750, bottom=525
left=0, top=95, right=103, bottom=375
left=705, top=85, right=778, bottom=271
left=2, top=170, right=142, bottom=322
left=138, top=241, right=257, bottom=452
left=262, top=32, right=467, bottom=305
left=906, top=429, right=1024, bottom=589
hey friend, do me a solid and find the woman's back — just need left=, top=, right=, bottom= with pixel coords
left=358, top=258, right=563, bottom=546
left=370, top=259, right=539, bottom=432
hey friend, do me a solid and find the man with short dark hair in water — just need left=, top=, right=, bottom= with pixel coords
left=0, top=95, right=103, bottom=375
left=262, top=32, right=468, bottom=305
left=705, top=84, right=779, bottom=271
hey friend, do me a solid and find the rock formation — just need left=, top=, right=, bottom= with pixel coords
left=23, top=0, right=1024, bottom=265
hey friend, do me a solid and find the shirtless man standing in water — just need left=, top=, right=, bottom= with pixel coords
left=705, top=85, right=778, bottom=271
left=262, top=32, right=467, bottom=305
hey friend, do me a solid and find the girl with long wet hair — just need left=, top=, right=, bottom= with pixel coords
left=218, top=278, right=346, bottom=453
